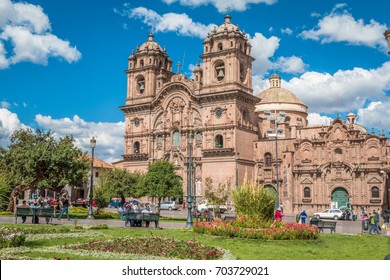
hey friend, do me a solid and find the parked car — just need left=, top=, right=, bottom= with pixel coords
left=155, top=201, right=180, bottom=210
left=314, top=209, right=343, bottom=220
left=71, top=198, right=88, bottom=208
left=198, top=200, right=228, bottom=213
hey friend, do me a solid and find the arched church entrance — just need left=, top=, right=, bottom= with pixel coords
left=331, top=187, right=349, bottom=209
left=264, top=184, right=278, bottom=209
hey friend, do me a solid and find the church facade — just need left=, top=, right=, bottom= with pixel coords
left=116, top=15, right=390, bottom=214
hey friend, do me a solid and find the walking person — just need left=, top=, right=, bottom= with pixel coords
left=375, top=209, right=381, bottom=232
left=59, top=195, right=70, bottom=220
left=369, top=211, right=380, bottom=234
left=275, top=207, right=283, bottom=222
left=300, top=210, right=308, bottom=224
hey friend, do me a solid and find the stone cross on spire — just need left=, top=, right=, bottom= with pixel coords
left=176, top=61, right=182, bottom=74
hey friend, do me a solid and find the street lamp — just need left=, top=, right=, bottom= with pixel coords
left=384, top=29, right=390, bottom=54
left=186, top=132, right=193, bottom=228
left=265, top=111, right=285, bottom=209
left=235, top=152, right=240, bottom=187
left=87, top=136, right=96, bottom=219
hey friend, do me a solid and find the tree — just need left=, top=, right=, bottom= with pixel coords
left=232, top=180, right=276, bottom=222
left=0, top=171, right=12, bottom=211
left=204, top=177, right=231, bottom=218
left=0, top=128, right=89, bottom=211
left=137, top=160, right=183, bottom=214
left=96, top=168, right=142, bottom=204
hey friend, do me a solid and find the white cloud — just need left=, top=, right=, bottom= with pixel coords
left=128, top=7, right=216, bottom=38
left=275, top=56, right=307, bottom=74
left=300, top=5, right=388, bottom=51
left=307, top=113, right=333, bottom=126
left=357, top=101, right=390, bottom=132
left=0, top=108, right=29, bottom=148
left=249, top=32, right=279, bottom=75
left=282, top=61, right=390, bottom=114
left=0, top=101, right=10, bottom=109
left=281, top=27, right=293, bottom=35
left=161, top=0, right=277, bottom=12
left=35, top=114, right=125, bottom=163
left=0, top=0, right=81, bottom=69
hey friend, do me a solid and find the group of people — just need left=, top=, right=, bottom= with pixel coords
left=117, top=201, right=152, bottom=226
left=18, top=194, right=71, bottom=223
left=365, top=209, right=390, bottom=234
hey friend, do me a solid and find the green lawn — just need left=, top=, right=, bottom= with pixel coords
left=1, top=223, right=389, bottom=260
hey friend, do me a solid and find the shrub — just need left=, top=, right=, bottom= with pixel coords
left=193, top=220, right=319, bottom=240
left=0, top=228, right=25, bottom=248
left=232, top=180, right=275, bottom=222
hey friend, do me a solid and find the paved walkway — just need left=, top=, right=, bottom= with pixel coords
left=1, top=215, right=387, bottom=235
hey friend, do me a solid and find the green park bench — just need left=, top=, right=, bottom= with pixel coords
left=125, top=212, right=160, bottom=228
left=317, top=220, right=337, bottom=233
left=15, top=207, right=54, bottom=224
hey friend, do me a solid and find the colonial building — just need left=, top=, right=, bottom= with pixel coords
left=116, top=15, right=390, bottom=214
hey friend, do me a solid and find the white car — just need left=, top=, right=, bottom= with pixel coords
left=198, top=200, right=227, bottom=213
left=314, top=209, right=343, bottom=220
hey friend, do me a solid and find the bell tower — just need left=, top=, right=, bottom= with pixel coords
left=200, top=14, right=254, bottom=94
left=125, top=33, right=173, bottom=105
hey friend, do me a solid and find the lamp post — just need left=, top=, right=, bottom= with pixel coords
left=193, top=162, right=197, bottom=214
left=235, top=152, right=240, bottom=187
left=87, top=136, right=96, bottom=219
left=265, top=111, right=285, bottom=209
left=384, top=29, right=390, bottom=54
left=186, top=132, right=193, bottom=228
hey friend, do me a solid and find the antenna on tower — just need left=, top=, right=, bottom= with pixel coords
left=182, top=51, right=186, bottom=74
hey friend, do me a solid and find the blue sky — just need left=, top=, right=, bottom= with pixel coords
left=1, top=0, right=390, bottom=162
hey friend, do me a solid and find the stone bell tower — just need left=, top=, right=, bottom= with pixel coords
left=125, top=33, right=173, bottom=105
left=200, top=14, right=254, bottom=94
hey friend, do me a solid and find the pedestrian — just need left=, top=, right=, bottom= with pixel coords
left=369, top=211, right=380, bottom=234
left=59, top=195, right=70, bottom=220
left=375, top=210, right=381, bottom=232
left=275, top=207, right=283, bottom=222
left=279, top=203, right=284, bottom=213
left=383, top=210, right=390, bottom=224
left=19, top=200, right=29, bottom=223
left=30, top=201, right=40, bottom=224
left=300, top=210, right=307, bottom=224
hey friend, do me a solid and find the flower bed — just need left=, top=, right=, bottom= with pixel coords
left=0, top=228, right=25, bottom=248
left=194, top=220, right=319, bottom=240
left=65, top=236, right=230, bottom=260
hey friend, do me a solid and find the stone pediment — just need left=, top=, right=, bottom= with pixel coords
left=300, top=178, right=313, bottom=184
left=367, top=177, right=382, bottom=184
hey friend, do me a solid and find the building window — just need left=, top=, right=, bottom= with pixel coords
left=215, top=107, right=223, bottom=118
left=371, top=187, right=379, bottom=198
left=215, top=135, right=223, bottom=148
left=196, top=132, right=202, bottom=142
left=137, top=77, right=145, bottom=94
left=140, top=59, right=144, bottom=67
left=134, top=118, right=140, bottom=127
left=134, top=142, right=140, bottom=154
left=173, top=130, right=180, bottom=147
left=95, top=172, right=99, bottom=178
left=265, top=153, right=272, bottom=167
left=215, top=61, right=225, bottom=81
left=218, top=42, right=223, bottom=51
left=157, top=135, right=162, bottom=144
left=304, top=187, right=311, bottom=198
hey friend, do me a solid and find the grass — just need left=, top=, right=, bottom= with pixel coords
left=1, top=223, right=389, bottom=260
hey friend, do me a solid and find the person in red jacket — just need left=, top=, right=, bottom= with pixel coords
left=275, top=207, right=283, bottom=221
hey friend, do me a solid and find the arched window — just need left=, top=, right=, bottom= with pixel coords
left=140, top=59, right=144, bottom=67
left=173, top=130, right=180, bottom=147
left=134, top=142, right=140, bottom=154
left=196, top=132, right=202, bottom=141
left=265, top=153, right=272, bottom=167
left=157, top=135, right=162, bottom=145
left=215, top=61, right=225, bottom=81
left=215, top=135, right=223, bottom=148
left=304, top=187, right=311, bottom=198
left=371, top=187, right=379, bottom=198
left=218, top=42, right=223, bottom=51
left=137, top=76, right=145, bottom=94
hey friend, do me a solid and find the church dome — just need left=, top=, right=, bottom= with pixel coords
left=255, top=73, right=307, bottom=114
left=139, top=33, right=163, bottom=52
left=207, top=14, right=246, bottom=39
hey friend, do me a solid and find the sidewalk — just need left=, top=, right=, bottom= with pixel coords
left=0, top=215, right=184, bottom=229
